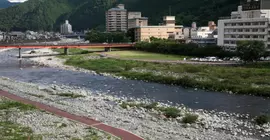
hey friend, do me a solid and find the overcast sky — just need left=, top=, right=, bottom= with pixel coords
left=8, top=0, right=27, bottom=3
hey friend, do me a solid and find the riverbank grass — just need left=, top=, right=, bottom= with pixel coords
left=0, top=100, right=36, bottom=111
left=104, top=50, right=189, bottom=61
left=61, top=53, right=270, bottom=97
left=255, top=115, right=270, bottom=125
left=0, top=98, right=41, bottom=139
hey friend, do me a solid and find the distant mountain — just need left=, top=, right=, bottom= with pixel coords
left=0, top=0, right=14, bottom=8
left=0, top=0, right=239, bottom=31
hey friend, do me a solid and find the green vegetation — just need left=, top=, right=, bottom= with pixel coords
left=0, top=0, right=238, bottom=31
left=86, top=30, right=130, bottom=43
left=104, top=51, right=189, bottom=60
left=182, top=114, right=199, bottom=124
left=57, top=93, right=85, bottom=98
left=236, top=41, right=266, bottom=62
left=60, top=53, right=270, bottom=97
left=135, top=41, right=236, bottom=58
left=0, top=100, right=36, bottom=111
left=0, top=121, right=42, bottom=140
left=255, top=115, right=270, bottom=125
left=120, top=102, right=181, bottom=118
left=54, top=48, right=91, bottom=55
left=161, top=107, right=181, bottom=118
left=0, top=98, right=41, bottom=139
left=81, top=127, right=120, bottom=140
left=120, top=102, right=158, bottom=110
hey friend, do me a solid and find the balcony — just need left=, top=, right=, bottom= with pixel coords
left=224, top=25, right=268, bottom=29
left=224, top=38, right=266, bottom=41
left=224, top=32, right=267, bottom=35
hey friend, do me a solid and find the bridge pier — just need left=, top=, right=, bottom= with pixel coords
left=18, top=48, right=22, bottom=58
left=64, top=47, right=69, bottom=55
left=104, top=47, right=111, bottom=52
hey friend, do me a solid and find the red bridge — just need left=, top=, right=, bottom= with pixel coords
left=0, top=43, right=135, bottom=58
left=0, top=43, right=134, bottom=49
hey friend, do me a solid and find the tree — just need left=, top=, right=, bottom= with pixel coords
left=85, top=30, right=130, bottom=43
left=236, top=41, right=266, bottom=62
left=126, top=28, right=135, bottom=42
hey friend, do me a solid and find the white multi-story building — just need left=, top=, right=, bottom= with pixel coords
left=106, top=4, right=128, bottom=32
left=60, top=20, right=72, bottom=35
left=218, top=0, right=270, bottom=51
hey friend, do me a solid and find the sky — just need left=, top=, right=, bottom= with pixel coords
left=8, top=0, right=27, bottom=3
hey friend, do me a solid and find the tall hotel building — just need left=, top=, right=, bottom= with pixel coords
left=218, top=0, right=270, bottom=51
left=106, top=4, right=128, bottom=32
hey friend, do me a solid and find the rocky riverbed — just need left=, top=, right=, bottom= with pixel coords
left=0, top=77, right=269, bottom=140
left=0, top=48, right=269, bottom=139
left=0, top=96, right=119, bottom=140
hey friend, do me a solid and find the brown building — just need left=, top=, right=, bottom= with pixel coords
left=134, top=16, right=184, bottom=42
left=106, top=4, right=128, bottom=32
left=128, top=17, right=148, bottom=29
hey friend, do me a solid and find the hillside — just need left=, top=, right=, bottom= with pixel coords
left=0, top=0, right=239, bottom=31
left=0, top=0, right=18, bottom=8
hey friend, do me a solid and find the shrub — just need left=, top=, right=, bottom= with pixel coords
left=255, top=115, right=269, bottom=125
left=144, top=102, right=158, bottom=109
left=182, top=114, right=199, bottom=124
left=162, top=107, right=180, bottom=118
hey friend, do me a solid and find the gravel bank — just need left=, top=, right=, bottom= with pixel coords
left=0, top=97, right=119, bottom=140
left=28, top=48, right=123, bottom=79
left=0, top=77, right=268, bottom=140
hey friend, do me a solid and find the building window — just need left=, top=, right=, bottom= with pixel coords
left=245, top=29, right=250, bottom=32
left=253, top=22, right=259, bottom=25
left=260, top=22, right=265, bottom=25
left=253, top=35, right=258, bottom=38
left=252, top=29, right=258, bottom=32
left=245, top=22, right=251, bottom=26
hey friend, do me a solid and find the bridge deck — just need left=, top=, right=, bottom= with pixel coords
left=0, top=43, right=134, bottom=49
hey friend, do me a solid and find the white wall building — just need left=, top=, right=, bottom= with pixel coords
left=60, top=20, right=72, bottom=35
left=218, top=0, right=270, bottom=51
left=128, top=12, right=142, bottom=19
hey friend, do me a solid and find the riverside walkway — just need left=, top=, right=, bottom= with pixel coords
left=0, top=90, right=144, bottom=140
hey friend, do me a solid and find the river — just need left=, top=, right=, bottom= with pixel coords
left=0, top=49, right=269, bottom=116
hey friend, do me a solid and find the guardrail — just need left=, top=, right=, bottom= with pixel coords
left=0, top=43, right=135, bottom=48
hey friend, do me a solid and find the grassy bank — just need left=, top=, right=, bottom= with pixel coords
left=54, top=50, right=270, bottom=97
left=103, top=51, right=189, bottom=61
left=0, top=98, right=41, bottom=139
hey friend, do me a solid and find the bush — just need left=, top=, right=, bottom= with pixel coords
left=135, top=41, right=235, bottom=58
left=255, top=115, right=269, bottom=125
left=162, top=107, right=181, bottom=118
left=144, top=102, right=158, bottom=109
left=182, top=114, right=199, bottom=124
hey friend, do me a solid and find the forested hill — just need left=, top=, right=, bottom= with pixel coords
left=0, top=0, right=18, bottom=8
left=0, top=0, right=239, bottom=31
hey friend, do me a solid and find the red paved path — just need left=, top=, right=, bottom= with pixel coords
left=0, top=90, right=144, bottom=140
